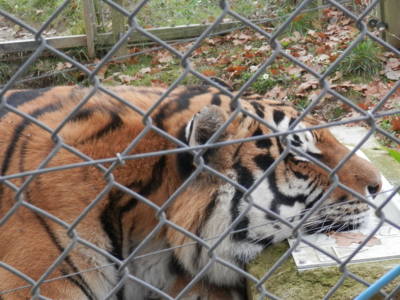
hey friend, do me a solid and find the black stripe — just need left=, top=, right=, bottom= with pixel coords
left=269, top=173, right=308, bottom=206
left=1, top=102, right=62, bottom=176
left=230, top=161, right=254, bottom=241
left=100, top=181, right=141, bottom=300
left=288, top=164, right=309, bottom=180
left=253, top=236, right=273, bottom=248
left=35, top=215, right=95, bottom=300
left=186, top=118, right=194, bottom=143
left=276, top=137, right=284, bottom=154
left=253, top=154, right=274, bottom=171
left=211, top=93, right=222, bottom=106
left=82, top=111, right=123, bottom=142
left=125, top=157, right=167, bottom=248
left=292, top=134, right=301, bottom=144
left=232, top=216, right=249, bottom=241
left=229, top=99, right=238, bottom=112
left=168, top=254, right=186, bottom=276
left=154, top=86, right=209, bottom=129
left=69, top=108, right=95, bottom=122
left=252, top=127, right=272, bottom=149
left=100, top=190, right=125, bottom=260
left=233, top=161, right=254, bottom=189
left=289, top=117, right=297, bottom=126
left=100, top=187, right=140, bottom=260
left=0, top=88, right=51, bottom=119
left=306, top=151, right=323, bottom=160
left=273, top=109, right=285, bottom=125
left=250, top=101, right=265, bottom=118
left=138, top=156, right=166, bottom=197
left=177, top=125, right=195, bottom=179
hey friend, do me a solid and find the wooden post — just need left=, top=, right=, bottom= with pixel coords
left=111, top=0, right=128, bottom=56
left=380, top=0, right=400, bottom=49
left=82, top=0, right=97, bottom=58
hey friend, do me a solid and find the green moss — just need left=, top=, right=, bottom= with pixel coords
left=247, top=242, right=400, bottom=300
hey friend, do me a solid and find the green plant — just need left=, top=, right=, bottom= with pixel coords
left=382, top=146, right=400, bottom=163
left=287, top=11, right=318, bottom=34
left=337, top=39, right=383, bottom=79
left=241, top=72, right=280, bottom=95
left=379, top=119, right=392, bottom=131
left=293, top=98, right=311, bottom=111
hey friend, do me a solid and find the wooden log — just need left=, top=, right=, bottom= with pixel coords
left=0, top=21, right=245, bottom=54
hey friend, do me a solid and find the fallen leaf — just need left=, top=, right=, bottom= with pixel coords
left=140, top=67, right=151, bottom=74
left=243, top=51, right=255, bottom=58
left=357, top=102, right=372, bottom=110
left=202, top=69, right=217, bottom=77
left=385, top=70, right=400, bottom=81
left=55, top=62, right=73, bottom=71
left=118, top=74, right=137, bottom=83
left=226, top=65, right=247, bottom=72
left=391, top=117, right=400, bottom=131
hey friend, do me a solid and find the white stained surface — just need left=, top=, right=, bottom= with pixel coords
left=289, top=126, right=400, bottom=270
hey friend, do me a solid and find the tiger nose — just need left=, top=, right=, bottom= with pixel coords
left=367, top=183, right=381, bottom=198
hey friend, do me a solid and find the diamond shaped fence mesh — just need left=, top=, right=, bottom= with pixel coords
left=0, top=0, right=399, bottom=299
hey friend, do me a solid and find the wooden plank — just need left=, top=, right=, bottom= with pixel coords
left=111, top=0, right=128, bottom=56
left=82, top=0, right=97, bottom=58
left=0, top=35, right=87, bottom=53
left=0, top=22, right=244, bottom=54
left=380, top=0, right=400, bottom=48
left=98, top=22, right=241, bottom=45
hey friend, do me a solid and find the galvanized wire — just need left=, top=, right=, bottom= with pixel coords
left=0, top=0, right=399, bottom=299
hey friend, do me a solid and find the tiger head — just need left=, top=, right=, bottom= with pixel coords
left=166, top=97, right=381, bottom=287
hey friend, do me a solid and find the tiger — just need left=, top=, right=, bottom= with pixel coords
left=0, top=85, right=381, bottom=300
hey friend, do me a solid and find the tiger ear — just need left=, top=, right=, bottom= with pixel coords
left=185, top=105, right=227, bottom=146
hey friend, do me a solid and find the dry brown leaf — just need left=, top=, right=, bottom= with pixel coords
left=202, top=70, right=217, bottom=77
left=357, top=102, right=372, bottom=110
left=226, top=65, right=247, bottom=72
left=243, top=51, right=255, bottom=58
left=391, top=117, right=400, bottom=132
left=297, top=80, right=318, bottom=93
left=264, top=86, right=287, bottom=100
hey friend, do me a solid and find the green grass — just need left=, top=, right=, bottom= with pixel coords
left=286, top=11, right=319, bottom=34
left=382, top=146, right=400, bottom=163
left=0, top=0, right=85, bottom=35
left=337, top=39, right=383, bottom=79
left=135, top=0, right=275, bottom=27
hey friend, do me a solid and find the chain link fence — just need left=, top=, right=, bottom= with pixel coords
left=0, top=0, right=399, bottom=299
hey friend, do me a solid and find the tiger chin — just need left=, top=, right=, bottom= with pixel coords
left=0, top=85, right=381, bottom=300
